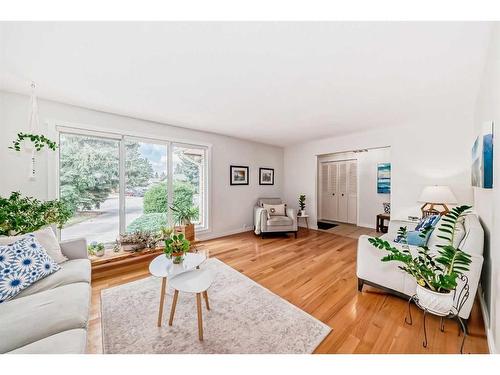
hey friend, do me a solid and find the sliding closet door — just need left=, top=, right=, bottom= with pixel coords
left=319, top=159, right=358, bottom=224
left=328, top=162, right=339, bottom=221
left=347, top=160, right=358, bottom=224
left=337, top=162, right=348, bottom=222
left=320, top=162, right=338, bottom=221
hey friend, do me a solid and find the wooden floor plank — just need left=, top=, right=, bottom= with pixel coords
left=88, top=228, right=489, bottom=354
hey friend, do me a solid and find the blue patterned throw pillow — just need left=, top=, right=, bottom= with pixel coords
left=0, top=235, right=60, bottom=303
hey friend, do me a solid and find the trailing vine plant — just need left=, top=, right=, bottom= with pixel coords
left=9, top=132, right=58, bottom=152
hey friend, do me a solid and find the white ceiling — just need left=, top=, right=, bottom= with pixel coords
left=0, top=22, right=493, bottom=146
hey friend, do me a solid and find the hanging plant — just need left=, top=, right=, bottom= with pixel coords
left=9, top=132, right=58, bottom=152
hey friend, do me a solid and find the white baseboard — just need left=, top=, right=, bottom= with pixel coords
left=478, top=284, right=497, bottom=354
left=196, top=227, right=253, bottom=241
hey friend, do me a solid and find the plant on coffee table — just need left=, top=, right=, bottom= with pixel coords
left=164, top=232, right=190, bottom=264
left=368, top=205, right=473, bottom=315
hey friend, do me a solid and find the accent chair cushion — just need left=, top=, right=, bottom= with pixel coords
left=263, top=203, right=286, bottom=218
left=0, top=227, right=68, bottom=264
left=267, top=216, right=293, bottom=226
left=0, top=236, right=60, bottom=303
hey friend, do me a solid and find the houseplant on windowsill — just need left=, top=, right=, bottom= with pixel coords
left=164, top=232, right=190, bottom=264
left=368, top=205, right=472, bottom=316
left=170, top=204, right=198, bottom=242
left=87, top=241, right=105, bottom=257
left=298, top=194, right=306, bottom=216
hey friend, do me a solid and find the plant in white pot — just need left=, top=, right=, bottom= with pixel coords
left=298, top=194, right=306, bottom=216
left=368, top=205, right=472, bottom=316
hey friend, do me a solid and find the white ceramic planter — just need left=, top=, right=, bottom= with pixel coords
left=300, top=209, right=306, bottom=216
left=416, top=285, right=454, bottom=316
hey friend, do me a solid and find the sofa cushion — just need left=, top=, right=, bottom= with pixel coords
left=427, top=216, right=466, bottom=253
left=0, top=282, right=90, bottom=353
left=0, top=236, right=61, bottom=303
left=267, top=216, right=293, bottom=226
left=13, top=259, right=91, bottom=299
left=8, top=329, right=87, bottom=354
left=0, top=227, right=68, bottom=264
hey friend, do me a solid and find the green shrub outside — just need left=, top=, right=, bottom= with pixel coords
left=143, top=181, right=196, bottom=214
left=126, top=212, right=168, bottom=233
left=128, top=181, right=198, bottom=232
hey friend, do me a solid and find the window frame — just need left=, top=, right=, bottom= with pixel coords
left=48, top=121, right=211, bottom=242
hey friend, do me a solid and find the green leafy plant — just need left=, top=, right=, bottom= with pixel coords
left=87, top=241, right=105, bottom=256
left=164, top=232, right=190, bottom=264
left=170, top=204, right=199, bottom=226
left=299, top=194, right=306, bottom=211
left=368, top=205, right=472, bottom=293
left=9, top=132, right=58, bottom=152
left=0, top=192, right=72, bottom=236
left=126, top=213, right=168, bottom=233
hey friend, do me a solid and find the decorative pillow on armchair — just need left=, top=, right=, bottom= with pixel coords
left=262, top=203, right=286, bottom=219
left=0, top=235, right=60, bottom=303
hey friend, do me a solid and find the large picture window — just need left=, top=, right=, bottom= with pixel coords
left=57, top=128, right=209, bottom=246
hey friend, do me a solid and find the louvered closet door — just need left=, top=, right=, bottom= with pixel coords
left=337, top=162, right=348, bottom=222
left=328, top=163, right=339, bottom=221
left=320, top=163, right=331, bottom=220
left=347, top=160, right=358, bottom=224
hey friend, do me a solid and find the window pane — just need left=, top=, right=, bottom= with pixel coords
left=172, top=144, right=206, bottom=228
left=59, top=133, right=120, bottom=245
left=125, top=140, right=168, bottom=233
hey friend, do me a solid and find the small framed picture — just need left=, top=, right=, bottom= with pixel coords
left=259, top=168, right=274, bottom=185
left=230, top=165, right=249, bottom=185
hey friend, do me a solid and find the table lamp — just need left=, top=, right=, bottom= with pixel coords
left=418, top=185, right=457, bottom=217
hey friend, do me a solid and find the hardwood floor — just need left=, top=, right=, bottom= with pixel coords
left=88, top=228, right=489, bottom=354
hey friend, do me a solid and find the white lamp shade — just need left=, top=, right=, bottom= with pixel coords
left=418, top=185, right=457, bottom=204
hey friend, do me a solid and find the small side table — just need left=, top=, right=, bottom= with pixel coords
left=376, top=213, right=390, bottom=233
left=297, top=214, right=309, bottom=229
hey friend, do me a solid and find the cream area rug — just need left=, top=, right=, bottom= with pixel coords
left=101, top=258, right=331, bottom=353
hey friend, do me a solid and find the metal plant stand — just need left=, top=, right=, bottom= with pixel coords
left=404, top=275, right=470, bottom=354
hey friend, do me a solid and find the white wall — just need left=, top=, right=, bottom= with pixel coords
left=472, top=23, right=500, bottom=354
left=317, top=147, right=391, bottom=229
left=284, top=118, right=474, bottom=230
left=0, top=90, right=284, bottom=240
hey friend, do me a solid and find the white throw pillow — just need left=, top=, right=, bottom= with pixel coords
left=0, top=227, right=68, bottom=264
left=263, top=203, right=286, bottom=218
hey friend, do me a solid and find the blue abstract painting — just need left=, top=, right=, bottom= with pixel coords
left=377, top=163, right=391, bottom=194
left=472, top=121, right=494, bottom=189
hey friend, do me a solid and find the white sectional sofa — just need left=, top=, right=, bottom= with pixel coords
left=0, top=238, right=90, bottom=354
left=356, top=213, right=484, bottom=320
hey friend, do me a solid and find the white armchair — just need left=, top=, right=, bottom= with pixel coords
left=254, top=198, right=298, bottom=238
left=356, top=213, right=484, bottom=320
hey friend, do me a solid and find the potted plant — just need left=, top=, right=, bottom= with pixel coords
left=170, top=204, right=198, bottom=242
left=0, top=191, right=71, bottom=236
left=87, top=241, right=105, bottom=257
left=164, top=232, right=190, bottom=264
left=368, top=205, right=472, bottom=316
left=298, top=194, right=306, bottom=216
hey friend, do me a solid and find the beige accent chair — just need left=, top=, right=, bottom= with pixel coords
left=254, top=198, right=298, bottom=238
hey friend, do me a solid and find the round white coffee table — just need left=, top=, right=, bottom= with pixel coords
left=149, top=252, right=207, bottom=327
